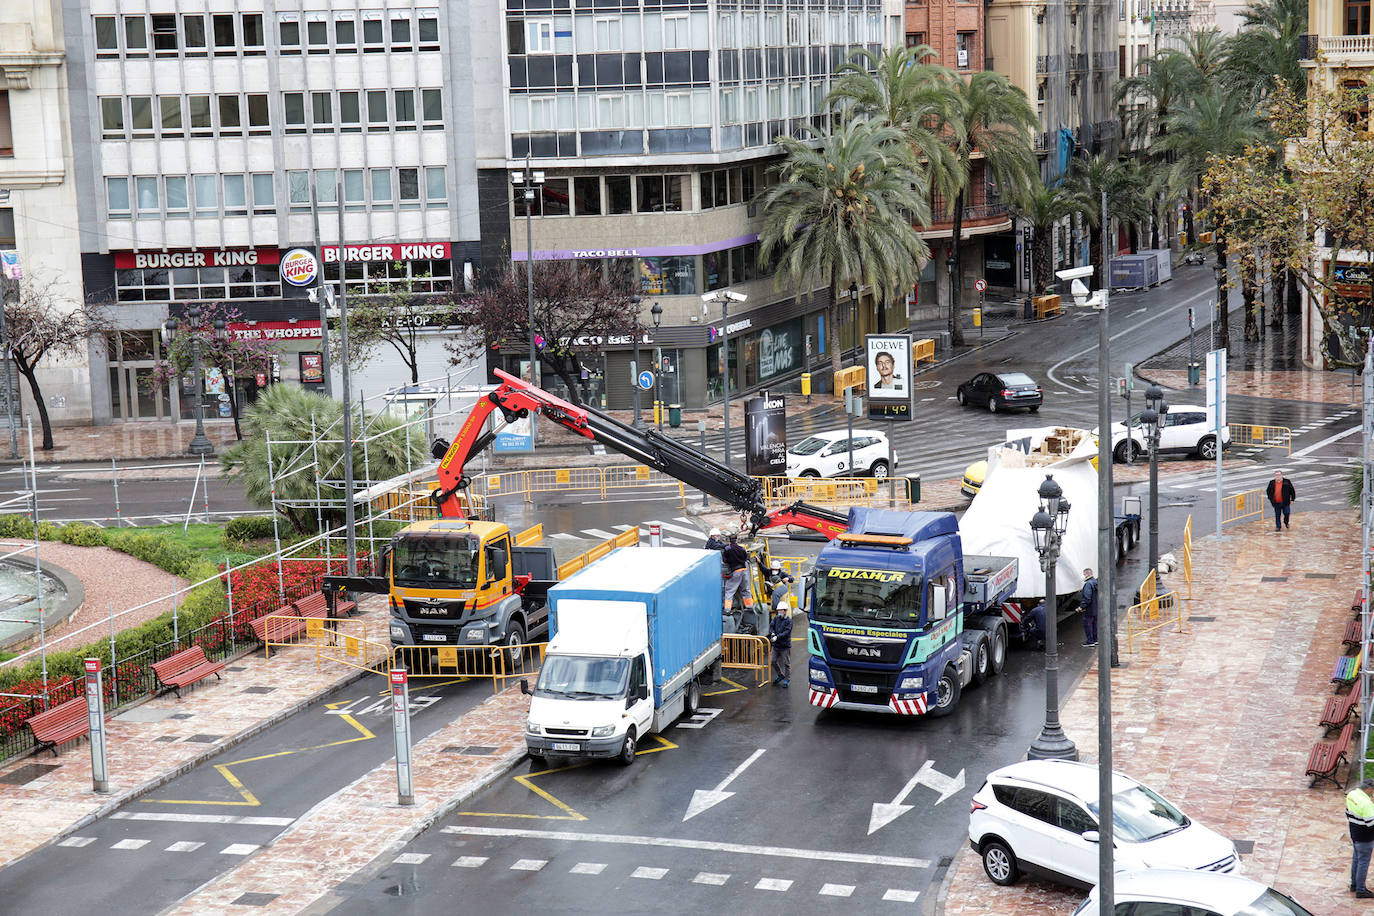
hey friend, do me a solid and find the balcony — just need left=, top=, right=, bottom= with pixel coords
left=919, top=202, right=1012, bottom=239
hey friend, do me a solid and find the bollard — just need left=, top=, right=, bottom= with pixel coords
left=649, top=523, right=662, bottom=548
left=84, top=658, right=109, bottom=793
left=698, top=419, right=708, bottom=507
left=391, top=667, right=415, bottom=805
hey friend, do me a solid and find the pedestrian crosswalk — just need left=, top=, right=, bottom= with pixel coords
left=1157, top=458, right=1355, bottom=508
left=57, top=835, right=261, bottom=856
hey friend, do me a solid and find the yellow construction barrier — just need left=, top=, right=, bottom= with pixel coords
left=758, top=475, right=912, bottom=510
left=604, top=465, right=687, bottom=506
left=525, top=466, right=605, bottom=503
left=1231, top=424, right=1292, bottom=455
left=315, top=622, right=390, bottom=675
left=722, top=633, right=771, bottom=685
left=1181, top=515, right=1194, bottom=600
left=1126, top=588, right=1182, bottom=653
left=1221, top=488, right=1265, bottom=526
left=834, top=365, right=866, bottom=393
left=556, top=527, right=641, bottom=579
left=393, top=641, right=548, bottom=694
left=515, top=524, right=543, bottom=546
left=913, top=338, right=936, bottom=366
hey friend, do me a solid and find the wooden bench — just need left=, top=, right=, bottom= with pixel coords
left=1323, top=679, right=1363, bottom=735
left=26, top=697, right=90, bottom=756
left=1355, top=589, right=1365, bottom=619
left=1333, top=654, right=1361, bottom=692
left=1345, top=619, right=1364, bottom=650
left=1308, top=721, right=1356, bottom=789
left=250, top=602, right=325, bottom=643
left=295, top=591, right=356, bottom=619
left=151, top=646, right=226, bottom=699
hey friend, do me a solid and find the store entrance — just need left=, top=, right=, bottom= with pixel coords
left=106, top=332, right=173, bottom=421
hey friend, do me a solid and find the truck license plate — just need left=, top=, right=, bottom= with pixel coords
left=552, top=742, right=580, bottom=751
left=422, top=634, right=447, bottom=642
left=851, top=684, right=879, bottom=694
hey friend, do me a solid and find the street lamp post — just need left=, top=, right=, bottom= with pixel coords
left=1141, top=385, right=1168, bottom=577
left=511, top=154, right=545, bottom=389
left=848, top=282, right=860, bottom=365
left=651, top=301, right=663, bottom=429
left=167, top=305, right=224, bottom=457
left=632, top=308, right=644, bottom=430
left=1212, top=261, right=1225, bottom=350
left=701, top=291, right=748, bottom=469
left=1027, top=474, right=1078, bottom=762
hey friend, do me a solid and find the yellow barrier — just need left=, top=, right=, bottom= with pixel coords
left=261, top=614, right=325, bottom=659
left=1181, top=515, right=1194, bottom=600
left=834, top=365, right=866, bottom=393
left=722, top=633, right=772, bottom=685
left=1231, top=424, right=1292, bottom=455
left=1034, top=294, right=1063, bottom=318
left=556, top=527, right=640, bottom=580
left=1221, top=488, right=1265, bottom=526
left=1126, top=589, right=1183, bottom=653
left=757, top=475, right=912, bottom=510
left=524, top=466, right=605, bottom=503
left=604, top=465, right=687, bottom=507
left=393, top=641, right=548, bottom=694
left=913, top=338, right=935, bottom=366
left=315, top=622, right=390, bottom=675
left=515, top=524, right=543, bottom=546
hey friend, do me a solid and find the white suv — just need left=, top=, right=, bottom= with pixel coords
left=785, top=429, right=899, bottom=479
left=968, top=760, right=1239, bottom=890
left=1073, top=868, right=1314, bottom=915
left=1099, top=407, right=1231, bottom=463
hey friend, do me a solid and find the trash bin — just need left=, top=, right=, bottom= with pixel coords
left=1187, top=363, right=1200, bottom=385
left=905, top=472, right=921, bottom=504
left=669, top=404, right=682, bottom=428
left=801, top=373, right=811, bottom=397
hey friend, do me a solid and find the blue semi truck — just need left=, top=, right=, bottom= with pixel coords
left=805, top=508, right=1019, bottom=717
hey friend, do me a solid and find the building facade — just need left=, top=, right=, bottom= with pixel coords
left=475, top=0, right=907, bottom=409
left=60, top=1, right=482, bottom=424
left=2, top=0, right=89, bottom=428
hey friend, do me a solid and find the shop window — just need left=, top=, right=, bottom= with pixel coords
left=607, top=175, right=632, bottom=214
left=426, top=167, right=446, bottom=202
left=639, top=256, right=696, bottom=295
left=340, top=91, right=361, bottom=131
left=242, top=14, right=265, bottom=54
left=212, top=14, right=236, bottom=54
left=252, top=173, right=275, bottom=214
left=193, top=175, right=217, bottom=216
left=152, top=14, right=178, bottom=55
left=95, top=17, right=120, bottom=58
left=129, top=96, right=153, bottom=138
left=106, top=178, right=131, bottom=218
left=100, top=97, right=124, bottom=140
left=247, top=94, right=270, bottom=135
left=574, top=177, right=602, bottom=215
left=188, top=95, right=212, bottom=137
left=165, top=176, right=188, bottom=215
left=279, top=16, right=300, bottom=54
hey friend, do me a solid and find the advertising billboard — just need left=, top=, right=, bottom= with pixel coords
left=866, top=334, right=914, bottom=421
left=745, top=394, right=786, bottom=477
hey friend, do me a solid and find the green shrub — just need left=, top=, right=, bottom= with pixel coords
left=224, top=516, right=277, bottom=543
left=0, top=515, right=33, bottom=538
left=104, top=531, right=201, bottom=578
left=35, top=521, right=58, bottom=541
left=58, top=523, right=107, bottom=547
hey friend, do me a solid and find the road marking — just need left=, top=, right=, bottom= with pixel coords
left=646, top=519, right=707, bottom=540
left=511, top=859, right=547, bottom=871
left=57, top=836, right=96, bottom=848
left=702, top=677, right=748, bottom=698
left=442, top=826, right=933, bottom=869
left=683, top=748, right=766, bottom=821
left=166, top=841, right=205, bottom=852
left=868, top=761, right=966, bottom=834
left=581, top=528, right=619, bottom=539
left=694, top=872, right=730, bottom=886
left=674, top=707, right=724, bottom=729
left=632, top=866, right=669, bottom=880
left=220, top=843, right=260, bottom=855
left=112, top=812, right=294, bottom=826
left=1292, top=424, right=1361, bottom=457
left=884, top=889, right=921, bottom=903
left=820, top=883, right=855, bottom=897
left=111, top=839, right=150, bottom=850
left=756, top=877, right=793, bottom=891
left=570, top=862, right=607, bottom=875
left=394, top=853, right=430, bottom=865
left=452, top=856, right=488, bottom=868
left=1047, top=287, right=1214, bottom=391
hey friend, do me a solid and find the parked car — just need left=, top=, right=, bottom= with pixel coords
left=784, top=429, right=899, bottom=479
left=957, top=372, right=1044, bottom=413
left=968, top=760, right=1239, bottom=890
left=961, top=459, right=987, bottom=498
left=1097, top=407, right=1231, bottom=463
left=1073, top=868, right=1314, bottom=916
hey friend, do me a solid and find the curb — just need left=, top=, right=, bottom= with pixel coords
left=4, top=665, right=372, bottom=870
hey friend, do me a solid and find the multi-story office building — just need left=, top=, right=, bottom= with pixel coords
left=61, top=2, right=482, bottom=423
left=474, top=0, right=907, bottom=409
left=2, top=1, right=90, bottom=427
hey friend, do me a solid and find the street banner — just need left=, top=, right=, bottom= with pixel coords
left=866, top=334, right=914, bottom=421
left=1205, top=349, right=1227, bottom=431
left=745, top=393, right=786, bottom=477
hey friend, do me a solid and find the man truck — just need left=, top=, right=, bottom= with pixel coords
left=522, top=546, right=723, bottom=766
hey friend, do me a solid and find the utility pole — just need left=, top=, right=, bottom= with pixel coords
left=0, top=261, right=19, bottom=458
left=310, top=178, right=333, bottom=398
left=336, top=182, right=356, bottom=577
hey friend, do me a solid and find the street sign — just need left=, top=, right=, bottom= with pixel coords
left=390, top=667, right=414, bottom=805
left=84, top=658, right=109, bottom=793
left=1205, top=349, right=1227, bottom=430
left=638, top=369, right=655, bottom=390
left=973, top=278, right=987, bottom=293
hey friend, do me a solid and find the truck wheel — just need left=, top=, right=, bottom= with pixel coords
left=503, top=622, right=526, bottom=671
left=971, top=633, right=991, bottom=685
left=929, top=665, right=961, bottom=717
left=615, top=728, right=637, bottom=767
left=684, top=679, right=701, bottom=716
left=981, top=839, right=1020, bottom=885
left=989, top=624, right=1008, bottom=675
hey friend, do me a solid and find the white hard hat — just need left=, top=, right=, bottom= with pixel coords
left=709, top=528, right=721, bottom=537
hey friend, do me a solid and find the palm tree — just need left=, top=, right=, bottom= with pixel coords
left=756, top=119, right=933, bottom=376
left=1011, top=177, right=1086, bottom=298
left=941, top=71, right=1037, bottom=346
left=1063, top=153, right=1150, bottom=284
left=1226, top=0, right=1307, bottom=103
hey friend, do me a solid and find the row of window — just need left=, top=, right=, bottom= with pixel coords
left=508, top=10, right=882, bottom=54
left=322, top=259, right=455, bottom=295
left=115, top=265, right=282, bottom=302
left=513, top=166, right=762, bottom=217
left=510, top=81, right=824, bottom=132
left=548, top=242, right=763, bottom=297
left=106, top=166, right=448, bottom=219
left=93, top=11, right=439, bottom=59
left=99, top=89, right=444, bottom=141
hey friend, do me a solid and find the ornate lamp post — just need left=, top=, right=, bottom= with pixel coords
left=1141, top=384, right=1168, bottom=577
left=1212, top=261, right=1225, bottom=349
left=166, top=305, right=224, bottom=457
left=849, top=281, right=860, bottom=365
left=651, top=301, right=663, bottom=429
left=1027, top=473, right=1078, bottom=761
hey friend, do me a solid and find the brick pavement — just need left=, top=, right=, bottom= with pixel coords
left=943, top=510, right=1364, bottom=914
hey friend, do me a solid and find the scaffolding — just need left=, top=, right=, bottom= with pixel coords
left=1361, top=338, right=1372, bottom=780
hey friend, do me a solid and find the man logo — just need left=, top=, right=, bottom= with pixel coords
left=846, top=646, right=882, bottom=658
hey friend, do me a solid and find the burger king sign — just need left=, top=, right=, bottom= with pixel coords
left=279, top=248, right=320, bottom=287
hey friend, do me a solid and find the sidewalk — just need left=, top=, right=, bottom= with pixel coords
left=942, top=509, right=1364, bottom=915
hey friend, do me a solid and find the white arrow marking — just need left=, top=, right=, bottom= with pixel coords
left=683, top=748, right=765, bottom=821
left=867, top=761, right=967, bottom=835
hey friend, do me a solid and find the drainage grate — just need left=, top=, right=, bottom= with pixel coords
left=1305, top=573, right=1337, bottom=580
left=184, top=734, right=223, bottom=743
left=1234, top=840, right=1255, bottom=855
left=937, top=856, right=953, bottom=868
left=240, top=686, right=277, bottom=695
left=168, top=713, right=194, bottom=720
left=226, top=667, right=249, bottom=673
left=155, top=736, right=179, bottom=743
left=441, top=745, right=498, bottom=756
left=0, top=763, right=59, bottom=786
left=1188, top=616, right=1216, bottom=623
left=1260, top=576, right=1287, bottom=583
left=231, top=893, right=280, bottom=907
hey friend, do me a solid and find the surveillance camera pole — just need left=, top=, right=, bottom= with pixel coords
left=1094, top=190, right=1116, bottom=914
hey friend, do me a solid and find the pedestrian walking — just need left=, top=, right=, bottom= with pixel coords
left=1349, top=778, right=1374, bottom=897
left=1265, top=470, right=1295, bottom=531
left=721, top=532, right=755, bottom=629
left=769, top=603, right=793, bottom=687
left=1080, top=569, right=1098, bottom=648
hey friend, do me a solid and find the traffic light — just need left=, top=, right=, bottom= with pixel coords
left=1118, top=378, right=1128, bottom=398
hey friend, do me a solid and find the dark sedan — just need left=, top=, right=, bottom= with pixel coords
left=956, top=372, right=1043, bottom=413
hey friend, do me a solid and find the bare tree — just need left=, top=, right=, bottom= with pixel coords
left=2, top=276, right=114, bottom=451
left=334, top=280, right=458, bottom=385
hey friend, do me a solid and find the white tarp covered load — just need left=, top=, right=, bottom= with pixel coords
left=961, top=432, right=1099, bottom=599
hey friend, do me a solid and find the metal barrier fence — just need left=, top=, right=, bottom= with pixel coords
left=1231, top=424, right=1292, bottom=455
left=313, top=619, right=390, bottom=674
left=557, top=528, right=640, bottom=579
left=392, top=642, right=548, bottom=695
left=757, top=476, right=912, bottom=510
left=722, top=633, right=771, bottom=685
left=1221, top=488, right=1265, bottom=526
left=1181, top=515, right=1194, bottom=600
left=1126, top=589, right=1183, bottom=653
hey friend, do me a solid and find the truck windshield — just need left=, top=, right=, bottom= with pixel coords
left=393, top=535, right=480, bottom=589
left=536, top=655, right=630, bottom=699
left=813, top=567, right=920, bottom=627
